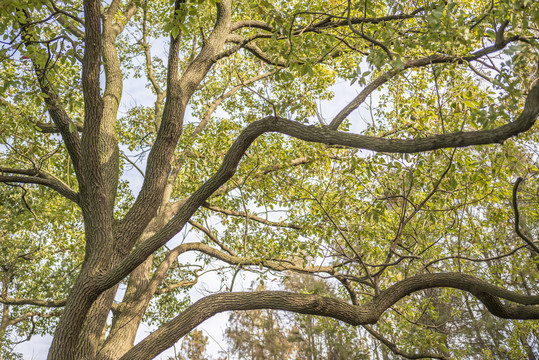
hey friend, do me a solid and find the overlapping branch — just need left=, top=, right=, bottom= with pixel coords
left=512, top=177, right=539, bottom=254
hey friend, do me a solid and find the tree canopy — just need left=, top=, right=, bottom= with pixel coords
left=1, top=0, right=539, bottom=358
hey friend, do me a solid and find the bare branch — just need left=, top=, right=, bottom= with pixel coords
left=121, top=153, right=145, bottom=178
left=7, top=310, right=62, bottom=327
left=188, top=220, right=235, bottom=255
left=192, top=70, right=276, bottom=137
left=202, top=203, right=302, bottom=230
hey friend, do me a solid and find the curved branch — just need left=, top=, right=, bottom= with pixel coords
left=119, top=291, right=375, bottom=360
left=119, top=272, right=539, bottom=360
left=328, top=34, right=522, bottom=129
left=512, top=177, right=539, bottom=254
left=0, top=172, right=79, bottom=204
left=100, top=76, right=539, bottom=291
left=220, top=34, right=288, bottom=66
left=230, top=20, right=274, bottom=32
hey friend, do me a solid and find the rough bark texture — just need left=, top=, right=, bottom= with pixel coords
left=119, top=273, right=539, bottom=359
left=3, top=1, right=539, bottom=359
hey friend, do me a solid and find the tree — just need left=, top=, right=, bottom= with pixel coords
left=224, top=305, right=292, bottom=359
left=223, top=276, right=370, bottom=360
left=223, top=283, right=293, bottom=360
left=173, top=329, right=210, bottom=360
left=1, top=0, right=539, bottom=359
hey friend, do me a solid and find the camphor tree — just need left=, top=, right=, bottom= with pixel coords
left=1, top=0, right=539, bottom=358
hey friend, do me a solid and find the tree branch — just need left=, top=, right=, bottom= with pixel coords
left=18, top=11, right=84, bottom=177
left=100, top=76, right=539, bottom=291
left=7, top=310, right=62, bottom=327
left=202, top=203, right=302, bottom=230
left=192, top=70, right=276, bottom=137
left=0, top=168, right=79, bottom=204
left=0, top=296, right=66, bottom=308
left=116, top=0, right=233, bottom=249
left=328, top=35, right=522, bottom=130
left=363, top=325, right=449, bottom=360
left=119, top=272, right=539, bottom=359
left=47, top=0, right=85, bottom=39
left=188, top=220, right=235, bottom=255
left=35, top=121, right=84, bottom=133
left=512, top=177, right=539, bottom=254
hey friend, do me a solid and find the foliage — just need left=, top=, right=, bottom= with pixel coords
left=1, top=0, right=539, bottom=359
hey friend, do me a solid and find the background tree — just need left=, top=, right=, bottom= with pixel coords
left=172, top=329, right=210, bottom=360
left=223, top=275, right=369, bottom=360
left=1, top=0, right=539, bottom=359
